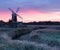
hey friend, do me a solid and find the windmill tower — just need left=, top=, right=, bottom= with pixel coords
left=9, top=8, right=22, bottom=23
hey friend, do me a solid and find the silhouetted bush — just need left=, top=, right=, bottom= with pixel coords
left=11, top=28, right=32, bottom=39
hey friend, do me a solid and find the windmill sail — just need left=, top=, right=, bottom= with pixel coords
left=17, top=14, right=23, bottom=19
left=16, top=8, right=20, bottom=13
left=8, top=8, right=14, bottom=13
left=9, top=8, right=23, bottom=23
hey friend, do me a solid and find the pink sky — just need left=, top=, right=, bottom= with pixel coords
left=0, top=9, right=60, bottom=22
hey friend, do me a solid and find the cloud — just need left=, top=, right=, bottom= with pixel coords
left=0, top=0, right=60, bottom=12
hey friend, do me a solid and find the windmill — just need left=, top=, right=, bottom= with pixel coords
left=9, top=8, right=23, bottom=23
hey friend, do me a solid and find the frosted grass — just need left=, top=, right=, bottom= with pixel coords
left=0, top=31, right=60, bottom=50
left=0, top=26, right=60, bottom=50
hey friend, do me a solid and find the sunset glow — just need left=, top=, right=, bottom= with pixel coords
left=0, top=9, right=60, bottom=22
left=0, top=0, right=60, bottom=22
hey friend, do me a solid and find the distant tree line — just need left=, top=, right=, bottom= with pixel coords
left=23, top=21, right=60, bottom=25
left=0, top=20, right=60, bottom=27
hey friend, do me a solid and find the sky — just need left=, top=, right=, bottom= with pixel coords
left=0, top=0, right=60, bottom=22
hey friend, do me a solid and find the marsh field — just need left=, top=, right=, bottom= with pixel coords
left=0, top=25, right=60, bottom=50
